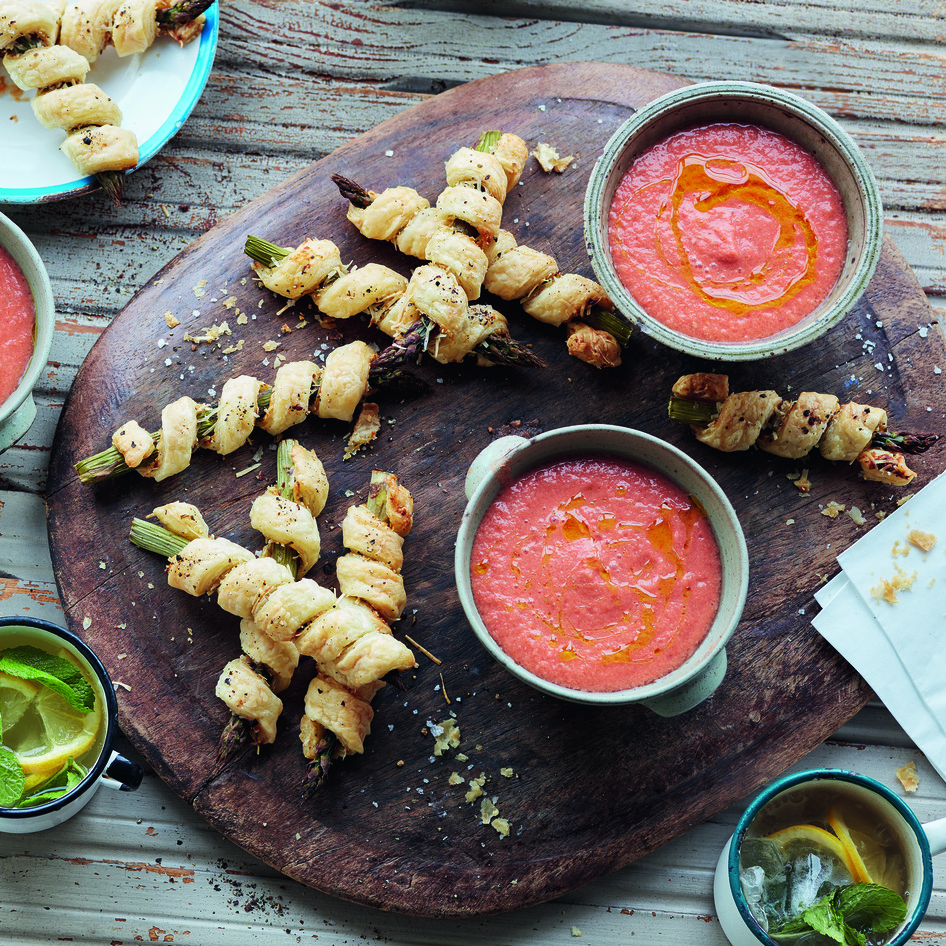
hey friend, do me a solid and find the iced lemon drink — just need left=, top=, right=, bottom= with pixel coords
left=0, top=625, right=105, bottom=809
left=740, top=780, right=909, bottom=945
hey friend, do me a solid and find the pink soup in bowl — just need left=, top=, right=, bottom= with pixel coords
left=455, top=425, right=749, bottom=716
left=584, top=82, right=883, bottom=362
left=0, top=212, right=54, bottom=453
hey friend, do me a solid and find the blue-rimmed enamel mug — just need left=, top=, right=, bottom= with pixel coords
left=714, top=768, right=946, bottom=946
left=0, top=617, right=143, bottom=833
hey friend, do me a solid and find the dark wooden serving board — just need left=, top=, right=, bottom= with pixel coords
left=46, top=63, right=946, bottom=917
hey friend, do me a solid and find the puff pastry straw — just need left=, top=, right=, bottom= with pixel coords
left=129, top=446, right=417, bottom=790
left=331, top=131, right=631, bottom=368
left=74, top=339, right=427, bottom=485
left=243, top=234, right=543, bottom=370
left=669, top=372, right=938, bottom=486
left=0, top=0, right=212, bottom=203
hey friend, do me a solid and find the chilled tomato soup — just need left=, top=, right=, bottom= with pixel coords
left=608, top=122, right=848, bottom=343
left=470, top=455, right=722, bottom=693
left=0, top=243, right=36, bottom=408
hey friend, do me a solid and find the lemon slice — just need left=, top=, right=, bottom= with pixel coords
left=828, top=808, right=874, bottom=884
left=5, top=684, right=102, bottom=778
left=0, top=670, right=41, bottom=734
left=765, top=823, right=854, bottom=874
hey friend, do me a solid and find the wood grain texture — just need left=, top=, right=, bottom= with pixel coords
left=43, top=62, right=946, bottom=917
left=2, top=0, right=943, bottom=496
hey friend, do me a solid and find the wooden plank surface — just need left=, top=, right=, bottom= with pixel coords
left=44, top=62, right=945, bottom=917
left=2, top=0, right=946, bottom=940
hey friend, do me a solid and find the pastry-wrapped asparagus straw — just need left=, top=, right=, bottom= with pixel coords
left=60, top=0, right=214, bottom=63
left=131, top=440, right=315, bottom=760
left=668, top=372, right=938, bottom=486
left=0, top=23, right=130, bottom=203
left=331, top=132, right=632, bottom=368
left=243, top=235, right=543, bottom=369
left=129, top=450, right=416, bottom=785
left=299, top=468, right=414, bottom=797
left=74, top=339, right=426, bottom=485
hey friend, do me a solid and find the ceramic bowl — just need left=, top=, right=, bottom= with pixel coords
left=455, top=425, right=749, bottom=716
left=0, top=212, right=55, bottom=453
left=584, top=81, right=884, bottom=361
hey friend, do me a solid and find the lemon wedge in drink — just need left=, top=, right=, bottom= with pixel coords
left=828, top=807, right=875, bottom=884
left=765, top=823, right=855, bottom=874
left=2, top=679, right=101, bottom=778
left=0, top=671, right=41, bottom=735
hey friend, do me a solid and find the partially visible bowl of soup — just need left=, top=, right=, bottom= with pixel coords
left=455, top=425, right=749, bottom=716
left=0, top=211, right=55, bottom=453
left=584, top=81, right=883, bottom=361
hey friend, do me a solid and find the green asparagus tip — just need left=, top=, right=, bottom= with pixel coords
left=302, top=731, right=336, bottom=799
left=157, top=0, right=216, bottom=28
left=217, top=714, right=250, bottom=764
left=97, top=170, right=125, bottom=207
left=331, top=173, right=374, bottom=209
left=667, top=396, right=718, bottom=427
left=244, top=235, right=290, bottom=268
left=871, top=431, right=940, bottom=456
left=474, top=131, right=502, bottom=154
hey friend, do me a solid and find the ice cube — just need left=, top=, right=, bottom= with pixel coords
left=784, top=849, right=853, bottom=915
left=741, top=865, right=767, bottom=904
left=740, top=838, right=790, bottom=931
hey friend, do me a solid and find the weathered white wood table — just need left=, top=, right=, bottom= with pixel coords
left=2, top=1, right=945, bottom=941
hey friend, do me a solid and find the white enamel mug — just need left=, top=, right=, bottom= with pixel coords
left=0, top=617, right=143, bottom=833
left=714, top=768, right=946, bottom=946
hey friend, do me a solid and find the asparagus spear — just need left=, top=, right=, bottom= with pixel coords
left=667, top=395, right=939, bottom=456
left=245, top=234, right=544, bottom=365
left=329, top=172, right=634, bottom=347
left=129, top=441, right=303, bottom=764
left=156, top=0, right=216, bottom=31
left=74, top=340, right=426, bottom=485
left=301, top=729, right=337, bottom=799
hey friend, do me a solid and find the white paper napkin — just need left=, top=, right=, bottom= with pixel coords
left=812, top=471, right=946, bottom=782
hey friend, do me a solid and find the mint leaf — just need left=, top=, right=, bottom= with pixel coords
left=0, top=745, right=26, bottom=807
left=0, top=645, right=94, bottom=712
left=772, top=883, right=907, bottom=945
left=803, top=892, right=849, bottom=944
left=773, top=892, right=830, bottom=936
left=842, top=925, right=867, bottom=946
left=838, top=883, right=907, bottom=934
left=16, top=758, right=87, bottom=808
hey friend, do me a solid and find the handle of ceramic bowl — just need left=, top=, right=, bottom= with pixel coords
left=640, top=649, right=728, bottom=717
left=923, top=817, right=946, bottom=857
left=0, top=394, right=36, bottom=454
left=464, top=436, right=527, bottom=500
left=100, top=750, right=144, bottom=792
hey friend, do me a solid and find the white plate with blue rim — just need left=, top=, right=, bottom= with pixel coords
left=0, top=3, right=218, bottom=204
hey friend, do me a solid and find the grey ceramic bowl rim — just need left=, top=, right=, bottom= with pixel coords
left=454, top=424, right=749, bottom=706
left=584, top=80, right=884, bottom=361
left=726, top=768, right=934, bottom=946
left=0, top=212, right=55, bottom=420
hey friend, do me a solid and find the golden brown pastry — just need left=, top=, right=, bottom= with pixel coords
left=671, top=373, right=933, bottom=486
